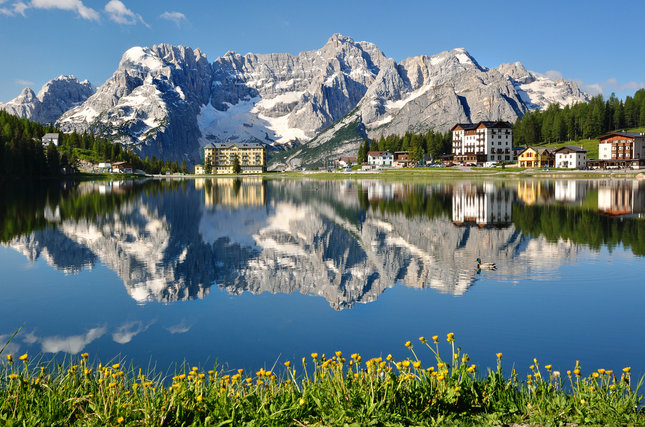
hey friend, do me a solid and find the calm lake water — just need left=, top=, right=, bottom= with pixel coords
left=1, top=177, right=644, bottom=379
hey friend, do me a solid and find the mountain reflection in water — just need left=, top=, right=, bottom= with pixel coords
left=3, top=177, right=645, bottom=310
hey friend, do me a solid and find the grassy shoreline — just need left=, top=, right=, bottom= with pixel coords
left=1, top=336, right=642, bottom=426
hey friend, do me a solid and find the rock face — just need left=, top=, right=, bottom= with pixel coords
left=58, top=45, right=212, bottom=162
left=0, top=75, right=93, bottom=124
left=2, top=35, right=591, bottom=166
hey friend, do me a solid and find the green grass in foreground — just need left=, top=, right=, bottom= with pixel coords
left=1, top=335, right=642, bottom=426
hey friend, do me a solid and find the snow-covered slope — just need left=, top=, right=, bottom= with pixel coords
left=498, top=62, right=590, bottom=110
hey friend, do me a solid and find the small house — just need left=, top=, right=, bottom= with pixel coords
left=338, top=157, right=357, bottom=168
left=517, top=147, right=554, bottom=168
left=555, top=146, right=587, bottom=169
left=42, top=133, right=60, bottom=147
left=367, top=151, right=393, bottom=167
left=111, top=161, right=133, bottom=174
left=194, top=164, right=204, bottom=175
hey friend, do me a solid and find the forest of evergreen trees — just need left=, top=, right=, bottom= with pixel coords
left=0, top=111, right=185, bottom=178
left=356, top=129, right=452, bottom=163
left=514, top=89, right=645, bottom=145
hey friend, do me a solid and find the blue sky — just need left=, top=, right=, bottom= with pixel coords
left=1, top=0, right=644, bottom=102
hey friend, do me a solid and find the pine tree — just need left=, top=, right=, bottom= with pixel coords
left=232, top=155, right=241, bottom=174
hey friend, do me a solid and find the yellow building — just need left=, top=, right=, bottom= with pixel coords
left=203, top=142, right=267, bottom=174
left=194, top=164, right=204, bottom=174
left=517, top=147, right=554, bottom=168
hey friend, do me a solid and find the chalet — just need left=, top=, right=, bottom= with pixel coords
left=338, top=157, right=357, bottom=168
left=517, top=147, right=554, bottom=168
left=554, top=146, right=587, bottom=169
left=451, top=121, right=513, bottom=165
left=596, top=131, right=645, bottom=169
left=393, top=151, right=413, bottom=168
left=111, top=161, right=133, bottom=174
left=42, top=133, right=60, bottom=147
left=367, top=151, right=393, bottom=167
left=194, top=164, right=204, bottom=175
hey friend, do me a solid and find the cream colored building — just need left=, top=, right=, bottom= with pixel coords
left=203, top=142, right=267, bottom=174
left=194, top=164, right=204, bottom=175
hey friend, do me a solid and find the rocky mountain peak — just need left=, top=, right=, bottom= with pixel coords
left=15, top=87, right=37, bottom=103
left=4, top=35, right=593, bottom=167
left=498, top=61, right=532, bottom=83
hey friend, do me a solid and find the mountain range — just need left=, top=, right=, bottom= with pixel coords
left=0, top=34, right=590, bottom=167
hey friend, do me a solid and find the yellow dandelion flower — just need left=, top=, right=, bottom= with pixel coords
left=117, top=416, right=124, bottom=424
left=432, top=335, right=439, bottom=343
left=19, top=353, right=28, bottom=361
left=623, top=367, right=631, bottom=373
left=191, top=366, right=198, bottom=372
left=299, top=398, right=305, bottom=405
left=335, top=351, right=342, bottom=358
left=592, top=372, right=599, bottom=378
left=496, top=353, right=503, bottom=360
left=311, top=353, right=318, bottom=360
left=8, top=374, right=18, bottom=380
left=545, top=365, right=552, bottom=371
left=419, top=336, right=426, bottom=343
left=574, top=369, right=581, bottom=376
left=208, top=370, right=215, bottom=375
left=386, top=354, right=393, bottom=361
left=453, top=386, right=460, bottom=392
left=606, top=370, right=613, bottom=376
left=405, top=341, right=412, bottom=348
left=81, top=353, right=89, bottom=359
left=413, top=361, right=421, bottom=369
left=598, top=368, right=605, bottom=374
left=112, top=363, right=120, bottom=370
left=7, top=354, right=13, bottom=362
left=196, top=395, right=203, bottom=402
left=446, top=332, right=455, bottom=342
left=284, top=361, right=291, bottom=368
left=402, top=360, right=410, bottom=368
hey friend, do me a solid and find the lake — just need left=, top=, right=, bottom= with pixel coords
left=1, top=176, right=644, bottom=379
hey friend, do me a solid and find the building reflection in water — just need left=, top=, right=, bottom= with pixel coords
left=554, top=180, right=587, bottom=204
left=195, top=177, right=266, bottom=208
left=598, top=179, right=645, bottom=217
left=452, top=182, right=513, bottom=228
